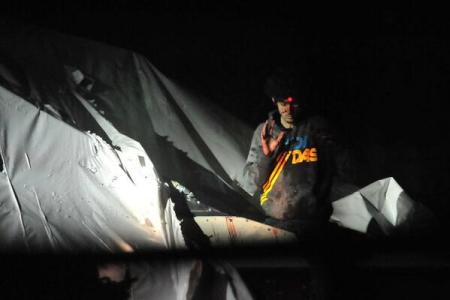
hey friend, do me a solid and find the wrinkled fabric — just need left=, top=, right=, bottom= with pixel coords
left=0, top=85, right=183, bottom=252
left=0, top=20, right=262, bottom=220
left=0, top=20, right=265, bottom=254
left=330, top=177, right=436, bottom=236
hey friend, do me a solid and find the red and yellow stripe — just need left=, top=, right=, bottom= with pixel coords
left=260, top=151, right=292, bottom=205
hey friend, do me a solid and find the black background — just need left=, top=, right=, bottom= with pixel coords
left=2, top=3, right=450, bottom=299
left=4, top=3, right=449, bottom=135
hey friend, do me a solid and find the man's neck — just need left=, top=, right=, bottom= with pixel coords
left=280, top=118, right=294, bottom=129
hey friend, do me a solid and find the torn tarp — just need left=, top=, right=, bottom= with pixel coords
left=330, top=177, right=436, bottom=236
left=0, top=20, right=263, bottom=220
left=0, top=20, right=266, bottom=252
left=0, top=85, right=185, bottom=252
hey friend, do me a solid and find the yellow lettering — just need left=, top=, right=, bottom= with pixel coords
left=303, top=148, right=310, bottom=162
left=310, top=148, right=318, bottom=162
left=291, top=148, right=318, bottom=164
left=292, top=150, right=305, bottom=164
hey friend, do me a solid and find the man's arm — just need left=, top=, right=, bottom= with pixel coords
left=309, top=116, right=358, bottom=193
left=242, top=122, right=284, bottom=196
left=242, top=123, right=272, bottom=196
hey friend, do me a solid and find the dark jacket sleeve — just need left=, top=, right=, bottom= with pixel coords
left=309, top=115, right=359, bottom=200
left=241, top=123, right=274, bottom=196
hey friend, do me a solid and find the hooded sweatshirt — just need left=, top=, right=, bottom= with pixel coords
left=242, top=110, right=336, bottom=223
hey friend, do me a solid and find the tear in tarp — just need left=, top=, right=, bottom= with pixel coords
left=0, top=20, right=267, bottom=252
left=0, top=20, right=263, bottom=220
left=0, top=19, right=257, bottom=299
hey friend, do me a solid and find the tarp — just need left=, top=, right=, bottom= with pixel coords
left=125, top=258, right=253, bottom=300
left=0, top=77, right=184, bottom=252
left=0, top=20, right=261, bottom=219
left=0, top=20, right=264, bottom=252
left=330, top=177, right=436, bottom=236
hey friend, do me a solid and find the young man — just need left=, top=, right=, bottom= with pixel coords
left=242, top=69, right=337, bottom=236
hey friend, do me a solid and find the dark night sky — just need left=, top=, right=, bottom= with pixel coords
left=5, top=3, right=449, bottom=128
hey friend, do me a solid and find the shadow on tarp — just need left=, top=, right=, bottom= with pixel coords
left=0, top=28, right=264, bottom=225
left=0, top=48, right=264, bottom=224
left=152, top=132, right=265, bottom=220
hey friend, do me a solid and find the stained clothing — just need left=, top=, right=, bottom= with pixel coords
left=242, top=110, right=337, bottom=229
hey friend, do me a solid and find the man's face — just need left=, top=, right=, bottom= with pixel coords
left=275, top=97, right=300, bottom=124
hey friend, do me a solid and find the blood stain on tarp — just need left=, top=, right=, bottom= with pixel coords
left=271, top=228, right=279, bottom=237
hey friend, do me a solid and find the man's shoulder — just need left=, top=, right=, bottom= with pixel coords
left=306, top=114, right=328, bottom=124
left=304, top=114, right=329, bottom=130
left=253, top=122, right=265, bottom=133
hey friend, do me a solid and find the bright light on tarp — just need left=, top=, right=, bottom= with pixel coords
left=0, top=85, right=184, bottom=252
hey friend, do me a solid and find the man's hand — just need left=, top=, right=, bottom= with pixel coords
left=261, top=120, right=285, bottom=156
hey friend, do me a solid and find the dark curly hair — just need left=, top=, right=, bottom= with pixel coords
left=263, top=66, right=310, bottom=101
